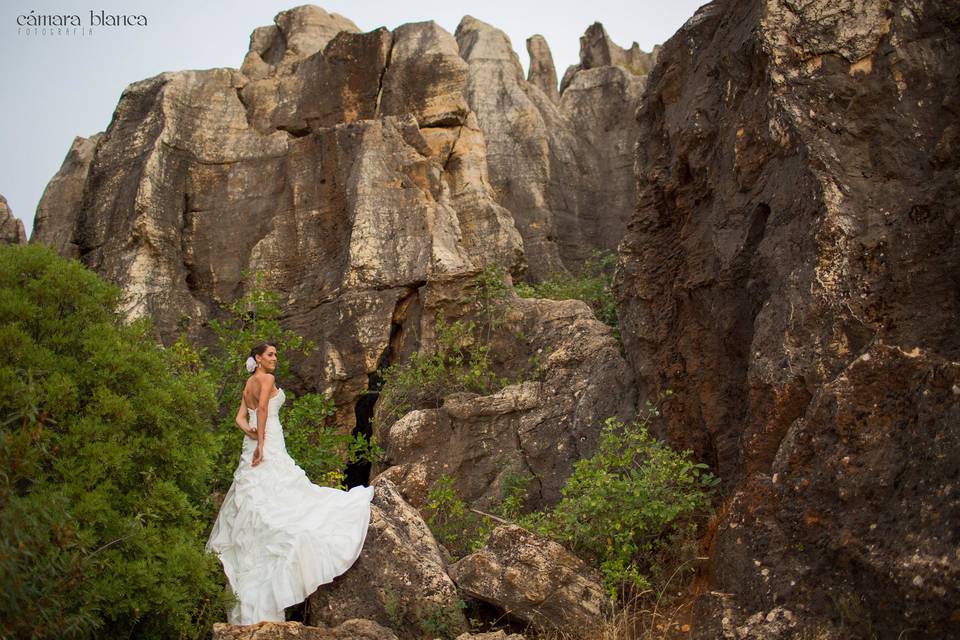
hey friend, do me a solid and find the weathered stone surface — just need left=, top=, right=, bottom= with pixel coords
left=0, top=195, right=26, bottom=245
left=579, top=22, right=657, bottom=76
left=305, top=477, right=467, bottom=639
left=380, top=22, right=471, bottom=128
left=455, top=631, right=526, bottom=640
left=615, top=0, right=960, bottom=636
left=374, top=294, right=635, bottom=511
left=525, top=35, right=559, bottom=104
left=449, top=525, right=607, bottom=637
left=212, top=619, right=397, bottom=640
left=457, top=17, right=648, bottom=279
left=30, top=134, right=101, bottom=255
left=240, top=5, right=360, bottom=79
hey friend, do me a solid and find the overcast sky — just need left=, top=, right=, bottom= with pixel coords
left=0, top=0, right=705, bottom=238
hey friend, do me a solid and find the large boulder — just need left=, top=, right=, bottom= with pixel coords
left=212, top=619, right=397, bottom=640
left=449, top=525, right=607, bottom=637
left=0, top=195, right=26, bottom=245
left=375, top=294, right=635, bottom=510
left=305, top=477, right=468, bottom=639
left=615, top=0, right=960, bottom=636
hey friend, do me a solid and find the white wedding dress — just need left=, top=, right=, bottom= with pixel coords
left=206, top=387, right=374, bottom=624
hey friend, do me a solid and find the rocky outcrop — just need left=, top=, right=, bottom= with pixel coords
left=305, top=477, right=467, bottom=639
left=615, top=0, right=960, bottom=636
left=0, top=195, right=26, bottom=245
left=31, top=134, right=101, bottom=257
left=240, top=5, right=360, bottom=79
left=560, top=22, right=657, bottom=93
left=212, top=619, right=397, bottom=640
left=525, top=35, right=559, bottom=104
left=32, top=14, right=529, bottom=435
left=449, top=525, right=607, bottom=637
left=456, top=18, right=647, bottom=279
left=375, top=295, right=635, bottom=510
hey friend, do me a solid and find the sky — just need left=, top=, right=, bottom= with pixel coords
left=0, top=0, right=706, bottom=239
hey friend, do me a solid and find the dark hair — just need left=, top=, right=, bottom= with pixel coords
left=249, top=342, right=277, bottom=360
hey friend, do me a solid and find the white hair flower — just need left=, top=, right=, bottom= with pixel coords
left=245, top=356, right=257, bottom=373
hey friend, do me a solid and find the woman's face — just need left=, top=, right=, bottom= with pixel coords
left=258, top=345, right=278, bottom=373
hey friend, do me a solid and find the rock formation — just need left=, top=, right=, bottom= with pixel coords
left=449, top=525, right=607, bottom=637
left=31, top=134, right=101, bottom=257
left=375, top=295, right=634, bottom=510
left=614, top=0, right=960, bottom=636
left=525, top=35, right=559, bottom=105
left=305, top=478, right=468, bottom=638
left=212, top=619, right=397, bottom=640
left=456, top=18, right=646, bottom=279
left=0, top=195, right=27, bottom=245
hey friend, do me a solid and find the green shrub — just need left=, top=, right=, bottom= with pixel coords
left=424, top=468, right=534, bottom=560
left=283, top=392, right=383, bottom=488
left=0, top=244, right=228, bottom=639
left=524, top=411, right=718, bottom=600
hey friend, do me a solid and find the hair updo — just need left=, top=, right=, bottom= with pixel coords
left=245, top=342, right=277, bottom=373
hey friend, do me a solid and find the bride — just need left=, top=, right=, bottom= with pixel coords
left=206, top=342, right=375, bottom=624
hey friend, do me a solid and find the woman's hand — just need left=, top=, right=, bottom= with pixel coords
left=252, top=445, right=264, bottom=467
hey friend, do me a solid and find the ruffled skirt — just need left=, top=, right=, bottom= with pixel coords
left=206, top=433, right=374, bottom=624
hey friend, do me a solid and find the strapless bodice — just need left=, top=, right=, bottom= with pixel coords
left=247, top=387, right=285, bottom=418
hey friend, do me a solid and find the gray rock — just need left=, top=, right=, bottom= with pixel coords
left=240, top=5, right=360, bottom=78
left=449, top=525, right=607, bottom=637
left=374, top=294, right=635, bottom=511
left=0, top=195, right=26, bottom=245
left=30, top=134, right=101, bottom=256
left=525, top=35, right=559, bottom=104
left=615, top=0, right=960, bottom=635
left=212, top=619, right=398, bottom=640
left=305, top=477, right=467, bottom=639
left=579, top=22, right=656, bottom=76
left=456, top=17, right=648, bottom=279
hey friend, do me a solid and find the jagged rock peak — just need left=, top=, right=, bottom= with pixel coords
left=0, top=195, right=27, bottom=245
left=579, top=22, right=657, bottom=73
left=241, top=5, right=360, bottom=78
left=561, top=21, right=658, bottom=94
left=526, top=34, right=560, bottom=104
left=455, top=15, right=525, bottom=78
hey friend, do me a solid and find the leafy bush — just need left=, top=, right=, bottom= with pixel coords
left=424, top=468, right=533, bottom=561
left=524, top=410, right=718, bottom=600
left=0, top=244, right=228, bottom=639
left=515, top=249, right=620, bottom=341
left=375, top=310, right=508, bottom=424
left=283, top=392, right=383, bottom=488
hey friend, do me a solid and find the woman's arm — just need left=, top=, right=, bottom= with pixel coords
left=252, top=374, right=274, bottom=466
left=234, top=399, right=257, bottom=439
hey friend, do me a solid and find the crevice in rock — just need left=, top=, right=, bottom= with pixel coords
left=512, top=419, right=545, bottom=503
left=374, top=31, right=395, bottom=118
left=346, top=282, right=423, bottom=487
left=443, top=125, right=464, bottom=173
left=277, top=123, right=311, bottom=138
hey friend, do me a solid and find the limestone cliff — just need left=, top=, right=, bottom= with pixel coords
left=615, top=0, right=959, bottom=636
